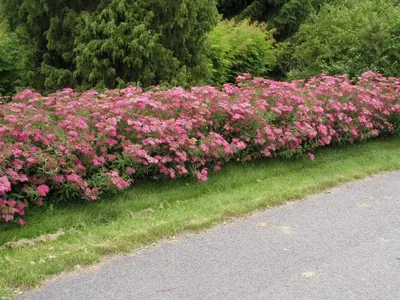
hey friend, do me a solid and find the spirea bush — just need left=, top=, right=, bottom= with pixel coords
left=1, top=72, right=399, bottom=225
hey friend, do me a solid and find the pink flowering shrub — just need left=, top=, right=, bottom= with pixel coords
left=1, top=72, right=399, bottom=225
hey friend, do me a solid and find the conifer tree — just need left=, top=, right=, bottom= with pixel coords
left=1, top=0, right=218, bottom=92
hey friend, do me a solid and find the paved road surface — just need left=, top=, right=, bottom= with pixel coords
left=21, top=172, right=400, bottom=300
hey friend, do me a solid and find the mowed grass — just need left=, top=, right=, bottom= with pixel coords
left=1, top=136, right=400, bottom=299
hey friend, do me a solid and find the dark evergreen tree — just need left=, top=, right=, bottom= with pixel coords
left=1, top=0, right=218, bottom=92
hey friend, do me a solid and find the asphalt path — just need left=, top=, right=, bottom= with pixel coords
left=21, top=172, right=400, bottom=300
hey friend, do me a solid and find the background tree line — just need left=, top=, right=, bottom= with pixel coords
left=0, top=0, right=399, bottom=95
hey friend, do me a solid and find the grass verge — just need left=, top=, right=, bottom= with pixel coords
left=1, top=136, right=400, bottom=299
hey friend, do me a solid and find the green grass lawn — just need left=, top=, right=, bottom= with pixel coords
left=1, top=136, right=400, bottom=299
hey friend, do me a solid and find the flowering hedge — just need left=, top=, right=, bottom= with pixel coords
left=1, top=72, right=399, bottom=225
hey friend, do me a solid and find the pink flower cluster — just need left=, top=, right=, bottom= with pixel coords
left=1, top=72, right=399, bottom=224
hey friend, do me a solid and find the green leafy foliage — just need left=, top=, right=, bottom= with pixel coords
left=207, top=19, right=276, bottom=85
left=0, top=22, right=27, bottom=95
left=217, top=0, right=332, bottom=40
left=1, top=0, right=218, bottom=92
left=1, top=0, right=399, bottom=92
left=286, top=0, right=400, bottom=80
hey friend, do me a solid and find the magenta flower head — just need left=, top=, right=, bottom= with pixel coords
left=307, top=153, right=315, bottom=161
left=0, top=176, right=12, bottom=195
left=37, top=184, right=50, bottom=197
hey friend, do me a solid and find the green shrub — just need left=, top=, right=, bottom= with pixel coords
left=286, top=0, right=400, bottom=80
left=207, top=19, right=276, bottom=85
left=217, top=0, right=333, bottom=40
left=0, top=22, right=25, bottom=95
